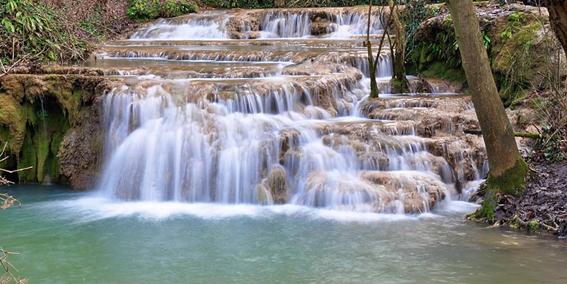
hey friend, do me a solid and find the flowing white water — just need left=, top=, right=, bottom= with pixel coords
left=260, top=10, right=383, bottom=38
left=130, top=9, right=384, bottom=40
left=97, top=9, right=485, bottom=214
left=131, top=12, right=231, bottom=40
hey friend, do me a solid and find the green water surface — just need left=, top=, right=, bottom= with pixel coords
left=1, top=185, right=566, bottom=284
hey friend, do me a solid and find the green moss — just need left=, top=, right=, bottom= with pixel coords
left=0, top=96, right=39, bottom=154
left=0, top=95, right=25, bottom=153
left=493, top=21, right=543, bottom=106
left=0, top=74, right=99, bottom=184
left=34, top=97, right=70, bottom=182
left=0, top=127, right=10, bottom=146
left=420, top=62, right=467, bottom=84
left=487, top=155, right=529, bottom=196
left=48, top=123, right=67, bottom=180
left=510, top=215, right=520, bottom=228
left=0, top=127, right=11, bottom=169
left=46, top=79, right=82, bottom=124
left=469, top=156, right=528, bottom=222
left=18, top=131, right=38, bottom=182
left=528, top=220, right=540, bottom=233
left=469, top=190, right=496, bottom=222
left=34, top=130, right=51, bottom=183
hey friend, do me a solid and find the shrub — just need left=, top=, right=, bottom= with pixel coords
left=126, top=0, right=198, bottom=22
left=0, top=0, right=88, bottom=65
left=161, top=1, right=199, bottom=18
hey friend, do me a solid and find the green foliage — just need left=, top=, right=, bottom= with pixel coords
left=412, top=28, right=462, bottom=70
left=404, top=1, right=441, bottom=60
left=493, top=21, right=542, bottom=107
left=0, top=0, right=87, bottom=64
left=127, top=0, right=160, bottom=21
left=127, top=0, right=199, bottom=22
left=482, top=30, right=491, bottom=51
left=161, top=1, right=199, bottom=18
left=501, top=12, right=525, bottom=43
left=418, top=61, right=466, bottom=84
left=528, top=220, right=541, bottom=233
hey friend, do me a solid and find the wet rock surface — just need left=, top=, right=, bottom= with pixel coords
left=58, top=105, right=103, bottom=191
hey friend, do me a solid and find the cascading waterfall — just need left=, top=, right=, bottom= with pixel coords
left=260, top=10, right=383, bottom=38
left=260, top=11, right=312, bottom=38
left=129, top=9, right=384, bottom=40
left=131, top=12, right=231, bottom=39
left=95, top=8, right=486, bottom=214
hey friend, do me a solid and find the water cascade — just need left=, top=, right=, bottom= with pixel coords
left=259, top=10, right=383, bottom=38
left=93, top=7, right=486, bottom=214
left=131, top=12, right=231, bottom=39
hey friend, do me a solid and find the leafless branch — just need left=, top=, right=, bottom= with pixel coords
left=0, top=247, right=26, bottom=284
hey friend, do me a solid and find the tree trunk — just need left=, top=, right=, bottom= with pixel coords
left=366, top=1, right=380, bottom=98
left=389, top=0, right=409, bottom=93
left=446, top=0, right=528, bottom=220
left=545, top=0, right=567, bottom=55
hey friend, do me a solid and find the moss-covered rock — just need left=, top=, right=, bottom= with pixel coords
left=0, top=73, right=107, bottom=186
left=409, top=4, right=565, bottom=103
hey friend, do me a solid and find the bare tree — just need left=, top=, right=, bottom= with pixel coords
left=446, top=0, right=529, bottom=220
left=365, top=1, right=393, bottom=98
left=389, top=0, right=409, bottom=93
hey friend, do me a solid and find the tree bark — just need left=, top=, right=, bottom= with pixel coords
left=446, top=0, right=528, bottom=220
left=544, top=0, right=567, bottom=55
left=389, top=0, right=409, bottom=93
left=366, top=1, right=380, bottom=98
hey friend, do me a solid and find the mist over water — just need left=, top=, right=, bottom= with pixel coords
left=94, top=8, right=485, bottom=214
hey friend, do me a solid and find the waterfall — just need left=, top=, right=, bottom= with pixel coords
left=95, top=8, right=486, bottom=214
left=129, top=9, right=384, bottom=40
left=130, top=12, right=231, bottom=40
left=260, top=11, right=312, bottom=38
left=259, top=10, right=383, bottom=39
